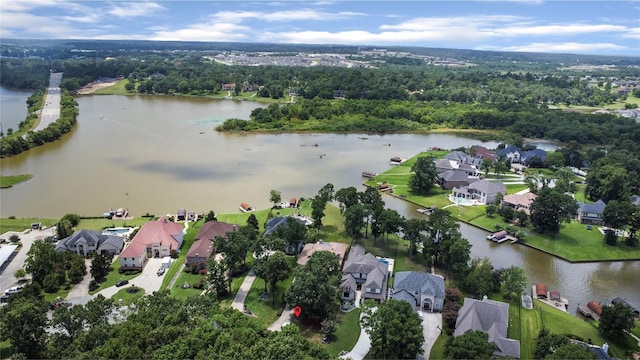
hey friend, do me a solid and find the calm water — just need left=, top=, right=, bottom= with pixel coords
left=1, top=88, right=638, bottom=314
left=0, top=86, right=32, bottom=132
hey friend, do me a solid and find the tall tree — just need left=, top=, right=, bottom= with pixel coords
left=207, top=258, right=229, bottom=297
left=423, top=209, right=461, bottom=266
left=0, top=296, right=49, bottom=358
left=403, top=217, right=428, bottom=260
left=362, top=299, right=424, bottom=360
left=533, top=327, right=570, bottom=360
left=284, top=251, right=341, bottom=321
left=378, top=208, right=405, bottom=242
left=269, top=189, right=282, bottom=208
left=24, top=239, right=64, bottom=285
left=262, top=251, right=290, bottom=305
left=445, top=330, right=495, bottom=360
left=410, top=155, right=437, bottom=194
left=275, top=217, right=308, bottom=255
left=599, top=302, right=636, bottom=339
left=335, top=186, right=359, bottom=213
left=91, top=252, right=113, bottom=282
left=502, top=265, right=527, bottom=300
left=344, top=204, right=366, bottom=243
left=463, top=257, right=495, bottom=298
left=529, top=187, right=578, bottom=234
left=215, top=229, right=251, bottom=274
left=602, top=200, right=633, bottom=241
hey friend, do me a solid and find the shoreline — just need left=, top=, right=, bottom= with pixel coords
left=363, top=183, right=640, bottom=264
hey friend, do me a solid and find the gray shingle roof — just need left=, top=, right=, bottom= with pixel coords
left=438, top=170, right=471, bottom=182
left=469, top=179, right=506, bottom=194
left=55, top=229, right=123, bottom=254
left=454, top=298, right=520, bottom=358
left=579, top=199, right=606, bottom=214
left=393, top=271, right=445, bottom=299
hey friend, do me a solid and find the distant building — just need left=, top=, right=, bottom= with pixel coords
left=56, top=229, right=124, bottom=257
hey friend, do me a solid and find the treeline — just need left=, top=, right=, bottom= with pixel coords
left=0, top=91, right=79, bottom=157
left=218, top=99, right=640, bottom=150
left=0, top=55, right=629, bottom=107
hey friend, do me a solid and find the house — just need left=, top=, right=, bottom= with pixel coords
left=454, top=297, right=520, bottom=358
left=435, top=159, right=479, bottom=176
left=119, top=218, right=184, bottom=270
left=186, top=221, right=236, bottom=268
left=297, top=240, right=348, bottom=266
left=437, top=169, right=477, bottom=190
left=389, top=271, right=445, bottom=312
left=630, top=194, right=640, bottom=206
left=470, top=145, right=497, bottom=163
left=263, top=216, right=310, bottom=254
left=55, top=229, right=124, bottom=257
left=444, top=150, right=482, bottom=167
left=496, top=145, right=522, bottom=163
left=452, top=179, right=506, bottom=205
left=340, top=245, right=389, bottom=303
left=502, top=192, right=537, bottom=215
left=222, top=83, right=236, bottom=91
left=521, top=149, right=547, bottom=166
left=577, top=200, right=606, bottom=225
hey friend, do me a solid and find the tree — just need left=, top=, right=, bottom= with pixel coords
left=530, top=187, right=578, bottom=234
left=546, top=343, right=595, bottom=360
left=423, top=209, right=461, bottom=266
left=410, top=155, right=437, bottom=194
left=359, top=187, right=385, bottom=238
left=61, top=213, right=81, bottom=227
left=269, top=190, right=282, bottom=208
left=9, top=234, right=20, bottom=243
left=546, top=151, right=565, bottom=169
left=344, top=204, right=366, bottom=242
left=275, top=217, right=308, bottom=256
left=599, top=302, right=635, bottom=339
left=320, top=318, right=337, bottom=340
left=502, top=265, right=527, bottom=300
left=311, top=196, right=327, bottom=234
left=24, top=239, right=64, bottom=286
left=378, top=208, right=404, bottom=242
left=602, top=200, right=633, bottom=241
left=246, top=213, right=259, bottom=230
left=403, top=218, right=428, bottom=260
left=362, top=299, right=424, bottom=360
left=0, top=296, right=49, bottom=358
left=284, top=251, right=341, bottom=321
left=493, top=157, right=510, bottom=178
left=463, top=257, right=495, bottom=298
left=334, top=186, right=359, bottom=213
left=67, top=254, right=87, bottom=284
left=207, top=258, right=229, bottom=297
left=441, top=236, right=471, bottom=279
left=254, top=251, right=290, bottom=305
left=445, top=330, right=495, bottom=360
left=57, top=219, right=73, bottom=239
left=533, top=327, right=570, bottom=360
left=485, top=204, right=497, bottom=217
left=215, top=229, right=251, bottom=274
left=91, top=252, right=113, bottom=282
left=205, top=210, right=217, bottom=222
left=14, top=268, right=26, bottom=280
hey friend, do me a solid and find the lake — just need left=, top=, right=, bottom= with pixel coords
left=1, top=87, right=638, bottom=315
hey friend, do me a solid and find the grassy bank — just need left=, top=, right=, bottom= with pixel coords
left=0, top=217, right=57, bottom=233
left=0, top=174, right=33, bottom=188
left=76, top=217, right=153, bottom=231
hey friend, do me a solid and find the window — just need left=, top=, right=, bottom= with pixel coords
left=366, top=287, right=372, bottom=293
left=343, top=291, right=350, bottom=298
left=375, top=288, right=381, bottom=294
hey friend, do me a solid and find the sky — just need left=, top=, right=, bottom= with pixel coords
left=1, top=0, right=639, bottom=56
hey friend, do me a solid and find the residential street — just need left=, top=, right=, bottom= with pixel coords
left=0, top=227, right=56, bottom=293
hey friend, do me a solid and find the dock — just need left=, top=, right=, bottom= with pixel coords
left=578, top=302, right=601, bottom=320
left=532, top=284, right=569, bottom=312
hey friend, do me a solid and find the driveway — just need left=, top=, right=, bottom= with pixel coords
left=98, top=257, right=166, bottom=299
left=231, top=269, right=256, bottom=312
left=0, top=227, right=56, bottom=293
left=416, top=312, right=443, bottom=360
left=341, top=307, right=374, bottom=360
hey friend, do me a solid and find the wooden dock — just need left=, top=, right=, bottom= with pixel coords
left=578, top=304, right=600, bottom=320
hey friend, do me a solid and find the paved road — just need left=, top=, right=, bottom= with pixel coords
left=33, top=72, right=63, bottom=132
left=0, top=227, right=56, bottom=293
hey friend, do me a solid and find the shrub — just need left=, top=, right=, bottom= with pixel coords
left=9, top=234, right=20, bottom=243
left=199, top=269, right=207, bottom=275
left=494, top=223, right=504, bottom=231
left=184, top=265, right=191, bottom=273
left=192, top=281, right=203, bottom=289
left=89, top=280, right=100, bottom=291
left=191, top=266, right=199, bottom=275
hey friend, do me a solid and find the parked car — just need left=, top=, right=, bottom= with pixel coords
left=115, top=280, right=129, bottom=287
left=0, top=294, right=10, bottom=303
left=5, top=285, right=23, bottom=294
left=157, top=267, right=165, bottom=276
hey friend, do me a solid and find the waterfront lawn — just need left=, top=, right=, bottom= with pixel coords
left=0, top=174, right=33, bottom=188
left=357, top=235, right=428, bottom=273
left=0, top=217, right=57, bottom=233
left=76, top=217, right=153, bottom=231
left=471, top=215, right=640, bottom=261
left=325, top=308, right=362, bottom=357
left=92, top=80, right=131, bottom=95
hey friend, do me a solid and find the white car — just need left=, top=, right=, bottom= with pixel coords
left=5, top=285, right=23, bottom=294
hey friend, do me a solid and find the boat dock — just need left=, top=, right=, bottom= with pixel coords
left=577, top=301, right=602, bottom=320
left=487, top=231, right=518, bottom=244
left=532, top=284, right=569, bottom=312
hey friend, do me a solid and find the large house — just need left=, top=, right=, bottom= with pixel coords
left=521, top=149, right=547, bottom=166
left=120, top=218, right=184, bottom=270
left=444, top=151, right=483, bottom=167
left=297, top=241, right=348, bottom=266
left=389, top=271, right=445, bottom=312
left=437, top=169, right=477, bottom=190
left=496, top=145, right=522, bottom=163
left=454, top=297, right=520, bottom=358
left=56, top=229, right=124, bottom=257
left=502, top=192, right=537, bottom=215
left=435, top=159, right=479, bottom=176
left=340, top=245, right=389, bottom=304
left=186, top=221, right=236, bottom=268
left=577, top=200, right=606, bottom=225
left=263, top=216, right=311, bottom=255
left=470, top=145, right=497, bottom=163
left=452, top=179, right=506, bottom=205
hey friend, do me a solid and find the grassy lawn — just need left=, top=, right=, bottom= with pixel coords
left=89, top=265, right=142, bottom=295
left=110, top=286, right=145, bottom=305
left=92, top=80, right=132, bottom=95
left=0, top=218, right=57, bottom=233
left=0, top=174, right=33, bottom=188
left=470, top=215, right=640, bottom=261
left=43, top=287, right=72, bottom=303
left=76, top=217, right=153, bottom=231
left=169, top=271, right=205, bottom=300
left=429, top=330, right=450, bottom=360
left=325, top=308, right=362, bottom=357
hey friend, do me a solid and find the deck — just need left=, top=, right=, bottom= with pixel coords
left=577, top=304, right=600, bottom=320
left=532, top=284, right=569, bottom=312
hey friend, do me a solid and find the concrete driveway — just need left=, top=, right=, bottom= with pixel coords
left=98, top=257, right=166, bottom=299
left=417, top=311, right=443, bottom=360
left=0, top=227, right=56, bottom=293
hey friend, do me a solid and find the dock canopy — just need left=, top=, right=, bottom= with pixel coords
left=587, top=301, right=602, bottom=316
left=535, top=284, right=548, bottom=299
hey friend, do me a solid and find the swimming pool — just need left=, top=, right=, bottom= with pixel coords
left=449, top=196, right=476, bottom=206
left=102, top=227, right=134, bottom=236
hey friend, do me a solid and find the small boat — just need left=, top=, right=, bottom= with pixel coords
left=362, top=171, right=377, bottom=178
left=416, top=208, right=429, bottom=214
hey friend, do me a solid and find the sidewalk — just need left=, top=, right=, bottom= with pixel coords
left=231, top=269, right=256, bottom=312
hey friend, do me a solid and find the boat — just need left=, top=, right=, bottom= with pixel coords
left=362, top=171, right=377, bottom=178
left=239, top=202, right=254, bottom=213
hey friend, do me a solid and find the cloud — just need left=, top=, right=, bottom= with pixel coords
left=478, top=42, right=628, bottom=53
left=494, top=24, right=629, bottom=36
left=210, top=9, right=365, bottom=23
left=622, top=27, right=640, bottom=39
left=107, top=2, right=165, bottom=18
left=148, top=23, right=252, bottom=42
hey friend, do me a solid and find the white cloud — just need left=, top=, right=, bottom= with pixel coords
left=210, top=9, right=365, bottom=23
left=494, top=24, right=628, bottom=36
left=621, top=27, right=640, bottom=39
left=107, top=2, right=165, bottom=18
left=479, top=42, right=628, bottom=53
left=149, top=23, right=251, bottom=42
left=380, top=15, right=523, bottom=31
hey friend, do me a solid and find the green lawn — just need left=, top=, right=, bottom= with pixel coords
left=429, top=330, right=449, bottom=360
left=0, top=174, right=33, bottom=188
left=89, top=265, right=142, bottom=295
left=92, top=80, right=133, bottom=95
left=110, top=286, right=145, bottom=305
left=0, top=340, right=12, bottom=359
left=325, top=308, right=362, bottom=357
left=169, top=271, right=206, bottom=300
left=0, top=218, right=57, bottom=233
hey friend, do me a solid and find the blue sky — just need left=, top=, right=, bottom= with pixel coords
left=1, top=1, right=639, bottom=56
